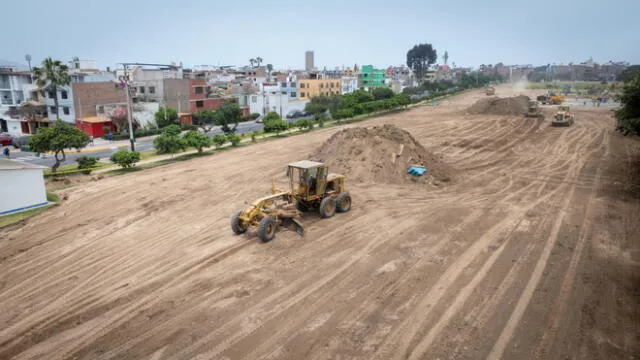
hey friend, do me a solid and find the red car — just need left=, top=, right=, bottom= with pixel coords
left=0, top=133, right=14, bottom=146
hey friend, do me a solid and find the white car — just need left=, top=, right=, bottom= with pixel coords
left=255, top=115, right=264, bottom=123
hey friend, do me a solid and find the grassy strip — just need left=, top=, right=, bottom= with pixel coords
left=0, top=192, right=60, bottom=228
left=44, top=162, right=110, bottom=176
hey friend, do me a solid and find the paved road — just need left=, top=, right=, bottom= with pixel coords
left=12, top=118, right=310, bottom=167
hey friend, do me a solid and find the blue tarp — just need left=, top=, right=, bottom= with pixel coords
left=407, top=166, right=426, bottom=176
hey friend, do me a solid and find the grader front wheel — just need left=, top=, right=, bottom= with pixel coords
left=258, top=217, right=277, bottom=242
left=231, top=210, right=247, bottom=235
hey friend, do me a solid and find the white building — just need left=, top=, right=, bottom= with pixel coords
left=0, top=61, right=33, bottom=135
left=246, top=82, right=309, bottom=117
left=116, top=64, right=183, bottom=103
left=0, top=159, right=48, bottom=215
left=341, top=76, right=358, bottom=94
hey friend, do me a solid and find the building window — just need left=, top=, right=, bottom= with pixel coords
left=63, top=107, right=70, bottom=115
left=98, top=105, right=104, bottom=114
left=139, top=86, right=145, bottom=94
left=48, top=91, right=55, bottom=98
left=300, top=83, right=305, bottom=88
left=49, top=106, right=56, bottom=113
left=252, top=96, right=257, bottom=103
left=291, top=92, right=297, bottom=97
left=196, top=100, right=204, bottom=108
left=281, top=82, right=287, bottom=87
left=300, top=92, right=305, bottom=98
left=61, top=90, right=68, bottom=99
left=320, top=84, right=324, bottom=89
left=195, top=86, right=203, bottom=94
left=330, top=83, right=334, bottom=88
left=291, top=82, right=296, bottom=87
left=149, top=86, right=156, bottom=94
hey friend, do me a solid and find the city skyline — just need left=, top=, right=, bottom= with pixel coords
left=3, top=0, right=639, bottom=70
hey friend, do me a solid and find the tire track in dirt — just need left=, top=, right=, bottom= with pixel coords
left=532, top=130, right=610, bottom=359
left=486, top=123, right=607, bottom=360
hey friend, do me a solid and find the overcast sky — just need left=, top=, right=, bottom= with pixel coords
left=4, top=0, right=639, bottom=70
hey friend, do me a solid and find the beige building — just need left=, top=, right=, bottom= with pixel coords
left=298, top=79, right=342, bottom=100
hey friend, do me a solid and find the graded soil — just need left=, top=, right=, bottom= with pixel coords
left=0, top=86, right=638, bottom=360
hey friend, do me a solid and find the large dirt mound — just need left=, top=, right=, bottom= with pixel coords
left=310, top=124, right=454, bottom=185
left=467, top=95, right=530, bottom=115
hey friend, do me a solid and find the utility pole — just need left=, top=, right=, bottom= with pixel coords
left=123, top=64, right=135, bottom=151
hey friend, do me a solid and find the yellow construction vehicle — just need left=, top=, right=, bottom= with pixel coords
left=231, top=160, right=352, bottom=242
left=551, top=105, right=574, bottom=126
left=525, top=100, right=542, bottom=118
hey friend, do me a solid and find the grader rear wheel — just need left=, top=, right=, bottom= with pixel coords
left=257, top=217, right=277, bottom=242
left=319, top=197, right=336, bottom=218
left=336, top=192, right=352, bottom=213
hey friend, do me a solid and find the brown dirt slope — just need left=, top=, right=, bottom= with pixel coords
left=310, top=124, right=454, bottom=185
left=467, top=95, right=530, bottom=115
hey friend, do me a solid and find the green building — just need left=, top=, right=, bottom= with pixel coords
left=360, top=65, right=386, bottom=89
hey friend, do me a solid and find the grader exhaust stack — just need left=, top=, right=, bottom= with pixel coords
left=231, top=160, right=352, bottom=242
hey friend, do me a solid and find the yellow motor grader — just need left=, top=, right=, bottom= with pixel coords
left=231, top=160, right=352, bottom=242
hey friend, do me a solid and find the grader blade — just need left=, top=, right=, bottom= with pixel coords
left=281, top=217, right=305, bottom=237
left=291, top=219, right=304, bottom=236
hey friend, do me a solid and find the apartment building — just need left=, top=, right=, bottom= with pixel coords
left=0, top=61, right=34, bottom=134
left=297, top=78, right=342, bottom=100
left=360, top=65, right=386, bottom=90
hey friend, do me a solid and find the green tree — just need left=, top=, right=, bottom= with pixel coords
left=110, top=150, right=141, bottom=168
left=155, top=106, right=179, bottom=128
left=29, top=119, right=90, bottom=173
left=226, top=133, right=241, bottom=146
left=372, top=87, right=395, bottom=100
left=153, top=126, right=186, bottom=154
left=443, top=50, right=449, bottom=65
left=255, top=57, right=263, bottom=67
left=406, top=43, right=438, bottom=82
left=351, top=89, right=375, bottom=104
left=212, top=134, right=227, bottom=147
left=76, top=156, right=99, bottom=169
left=614, top=75, right=640, bottom=136
left=215, top=102, right=242, bottom=134
left=32, top=57, right=71, bottom=119
left=262, top=111, right=288, bottom=133
left=192, top=109, right=217, bottom=132
left=183, top=130, right=212, bottom=153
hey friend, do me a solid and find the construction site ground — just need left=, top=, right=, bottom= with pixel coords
left=1, top=86, right=639, bottom=360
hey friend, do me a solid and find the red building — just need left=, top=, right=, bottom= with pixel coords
left=189, top=79, right=225, bottom=113
left=76, top=116, right=115, bottom=137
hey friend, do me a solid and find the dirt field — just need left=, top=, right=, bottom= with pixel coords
left=1, top=86, right=639, bottom=360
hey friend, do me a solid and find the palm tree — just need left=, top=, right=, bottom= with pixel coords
left=249, top=58, right=256, bottom=68
left=256, top=57, right=263, bottom=67
left=32, top=57, right=70, bottom=119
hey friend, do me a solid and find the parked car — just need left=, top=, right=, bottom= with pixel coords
left=0, top=133, right=14, bottom=146
left=286, top=110, right=305, bottom=119
left=11, top=135, right=32, bottom=149
left=255, top=115, right=264, bottom=123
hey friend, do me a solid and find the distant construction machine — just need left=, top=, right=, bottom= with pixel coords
left=525, top=100, right=542, bottom=118
left=551, top=105, right=575, bottom=126
left=231, top=160, right=352, bottom=242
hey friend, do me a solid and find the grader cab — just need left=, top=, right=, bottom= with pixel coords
left=231, top=160, right=352, bottom=242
